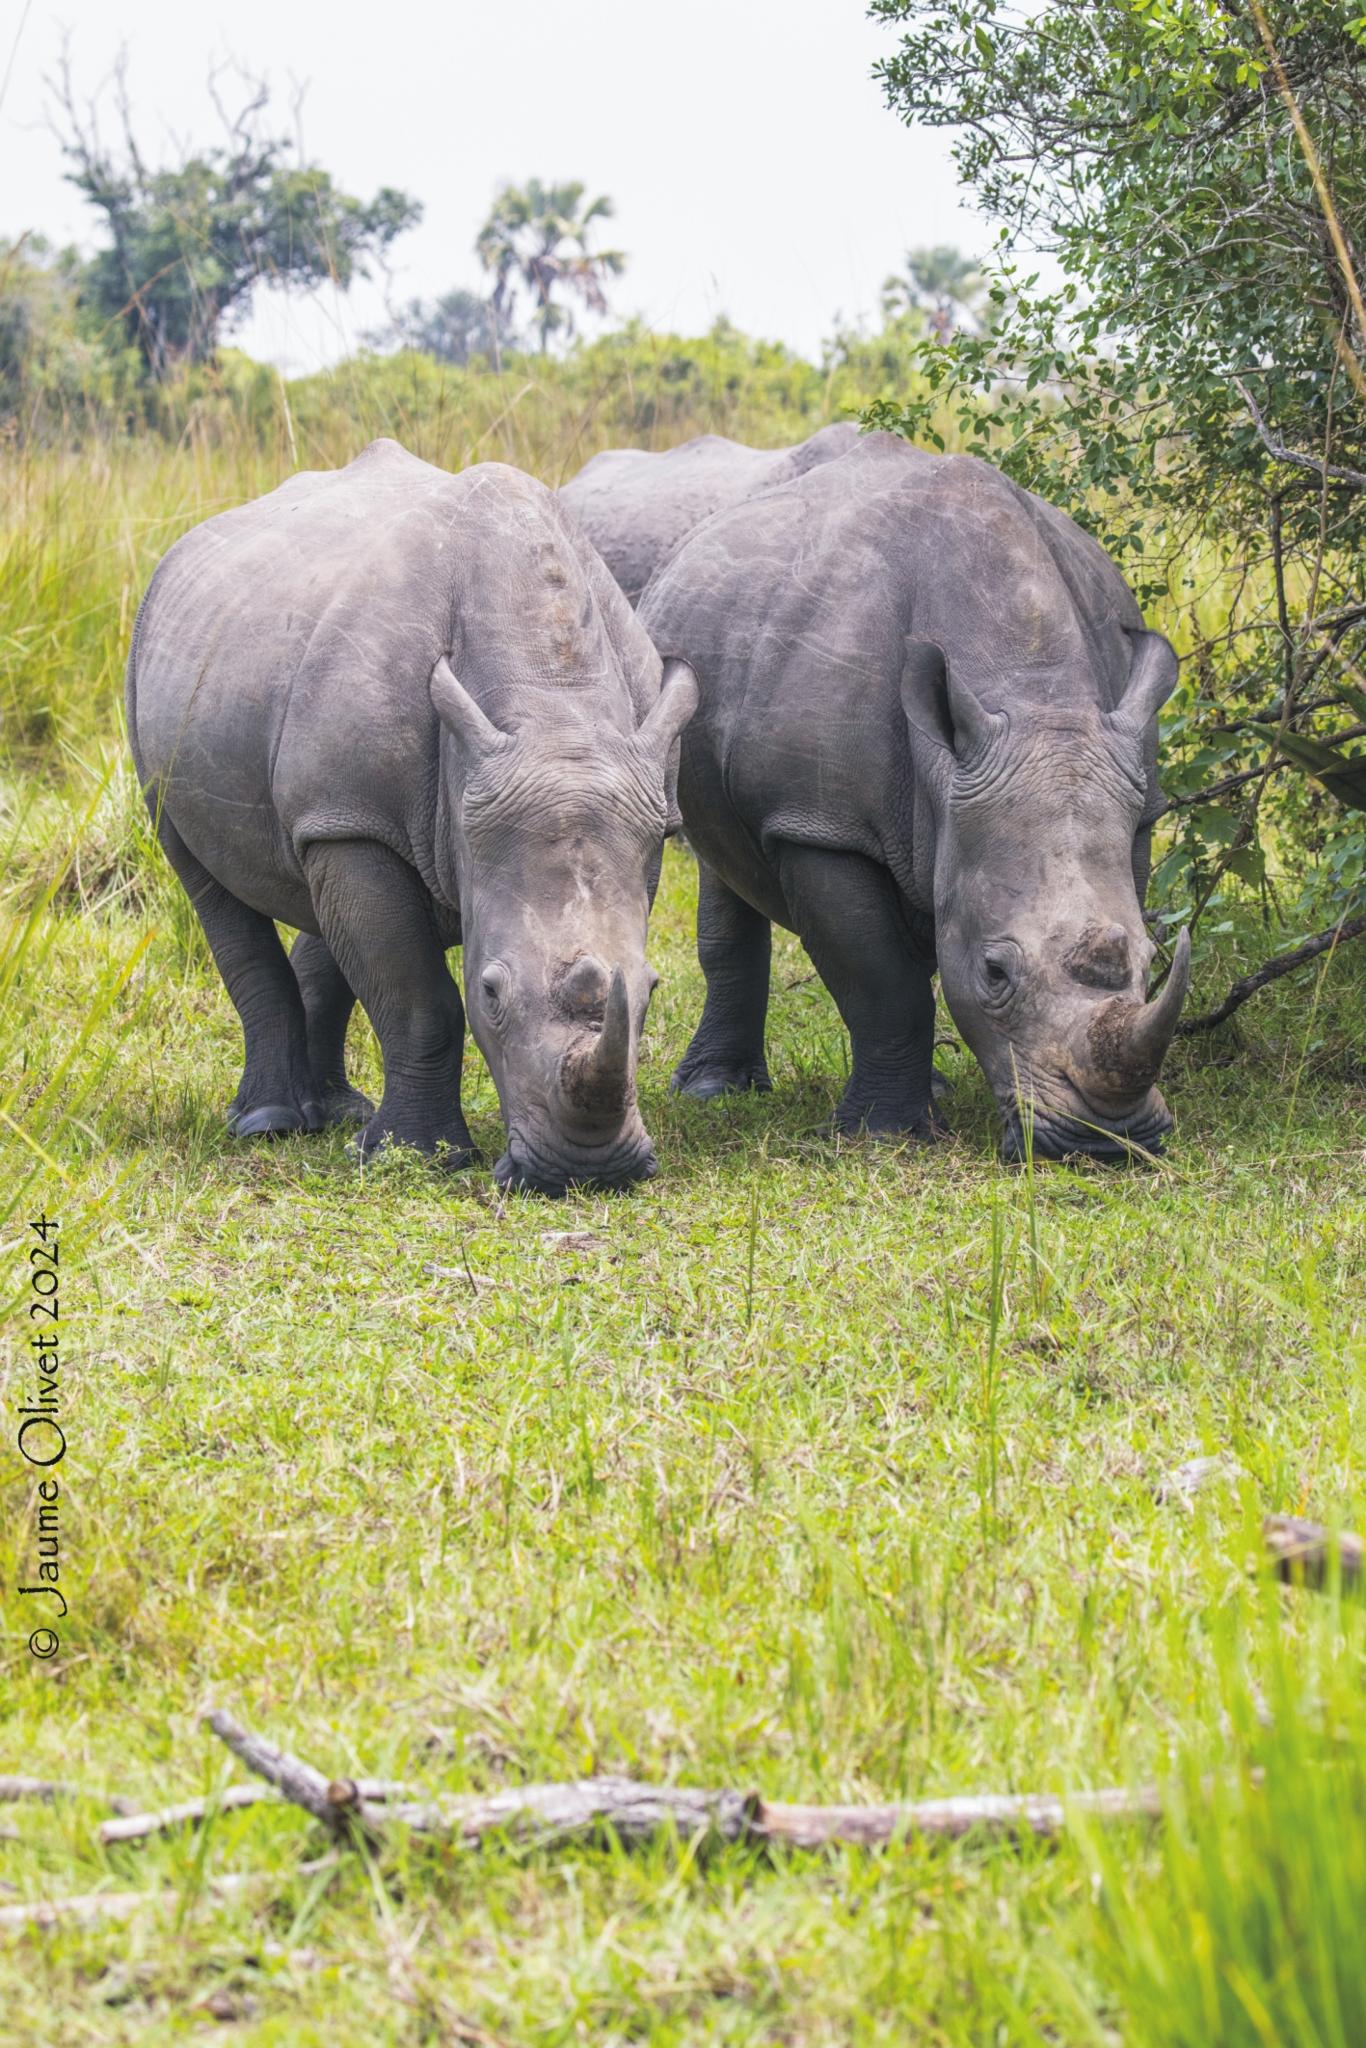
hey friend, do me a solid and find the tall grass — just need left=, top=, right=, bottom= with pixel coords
left=1, top=338, right=1364, bottom=2043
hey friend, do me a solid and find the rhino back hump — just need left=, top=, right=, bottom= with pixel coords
left=640, top=433, right=1144, bottom=890
left=130, top=442, right=648, bottom=911
left=560, top=424, right=859, bottom=606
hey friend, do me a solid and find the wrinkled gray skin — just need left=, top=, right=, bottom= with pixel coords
left=127, top=439, right=698, bottom=1195
left=639, top=433, right=1191, bottom=1162
left=559, top=423, right=859, bottom=606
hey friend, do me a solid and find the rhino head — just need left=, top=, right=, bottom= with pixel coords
left=431, top=654, right=698, bottom=1194
left=902, top=628, right=1188, bottom=1162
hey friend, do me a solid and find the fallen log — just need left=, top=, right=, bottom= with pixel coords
left=207, top=1707, right=1167, bottom=1854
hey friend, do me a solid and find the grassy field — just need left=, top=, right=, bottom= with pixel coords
left=2, top=425, right=1366, bottom=2044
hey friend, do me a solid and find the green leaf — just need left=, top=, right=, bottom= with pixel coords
left=1250, top=725, right=1366, bottom=813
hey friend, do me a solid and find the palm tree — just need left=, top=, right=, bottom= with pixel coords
left=475, top=180, right=626, bottom=358
left=881, top=246, right=991, bottom=340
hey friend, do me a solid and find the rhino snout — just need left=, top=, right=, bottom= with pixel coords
left=494, top=1124, right=659, bottom=1197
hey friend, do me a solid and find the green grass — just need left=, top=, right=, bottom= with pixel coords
left=1, top=437, right=1365, bottom=2044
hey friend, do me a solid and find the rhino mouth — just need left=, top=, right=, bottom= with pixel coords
left=1000, top=1093, right=1173, bottom=1166
left=494, top=1128, right=659, bottom=1197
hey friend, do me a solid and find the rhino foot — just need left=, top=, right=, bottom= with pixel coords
left=316, top=1082, right=375, bottom=1127
left=832, top=1103, right=949, bottom=1145
left=227, top=1091, right=326, bottom=1139
left=670, top=1059, right=772, bottom=1101
left=352, top=1111, right=478, bottom=1172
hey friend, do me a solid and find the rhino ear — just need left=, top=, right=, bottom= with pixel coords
left=637, top=656, right=699, bottom=760
left=430, top=656, right=509, bottom=761
left=637, top=656, right=699, bottom=835
left=900, top=638, right=1004, bottom=768
left=899, top=638, right=953, bottom=759
left=1109, top=627, right=1179, bottom=737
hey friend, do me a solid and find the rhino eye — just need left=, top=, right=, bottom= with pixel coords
left=480, top=962, right=512, bottom=1020
left=980, top=944, right=1020, bottom=1007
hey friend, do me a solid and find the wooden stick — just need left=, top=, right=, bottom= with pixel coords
left=0, top=1779, right=86, bottom=1804
left=755, top=1784, right=1165, bottom=1848
left=203, top=1710, right=359, bottom=1834
left=0, top=1857, right=338, bottom=1933
left=98, top=1784, right=276, bottom=1847
left=1265, top=1515, right=1363, bottom=1590
left=206, top=1708, right=1167, bottom=1854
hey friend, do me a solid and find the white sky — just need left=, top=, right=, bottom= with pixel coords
left=1, top=0, right=981, bottom=372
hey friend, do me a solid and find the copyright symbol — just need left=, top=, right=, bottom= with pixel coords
left=28, top=1629, right=58, bottom=1660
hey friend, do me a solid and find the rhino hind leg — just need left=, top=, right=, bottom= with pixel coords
left=775, top=843, right=942, bottom=1142
left=305, top=841, right=476, bottom=1170
left=671, top=861, right=773, bottom=1100
left=290, top=932, right=374, bottom=1127
left=153, top=806, right=324, bottom=1138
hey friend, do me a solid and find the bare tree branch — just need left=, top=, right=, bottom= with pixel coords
left=207, top=1706, right=1175, bottom=1854
left=1178, top=912, right=1366, bottom=1034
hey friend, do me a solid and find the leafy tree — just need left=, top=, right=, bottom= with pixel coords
left=0, top=233, right=138, bottom=435
left=369, top=287, right=521, bottom=367
left=866, top=0, right=1366, bottom=932
left=881, top=244, right=989, bottom=337
left=475, top=179, right=626, bottom=357
left=50, top=55, right=421, bottom=379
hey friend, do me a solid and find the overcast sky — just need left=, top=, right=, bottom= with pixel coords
left=1, top=0, right=981, bottom=371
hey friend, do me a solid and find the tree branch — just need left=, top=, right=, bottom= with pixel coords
left=1178, top=912, right=1366, bottom=1034
left=1232, top=375, right=1366, bottom=488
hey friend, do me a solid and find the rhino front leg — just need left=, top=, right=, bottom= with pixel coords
left=305, top=841, right=476, bottom=1168
left=671, top=860, right=773, bottom=1099
left=289, top=932, right=374, bottom=1127
left=775, top=843, right=940, bottom=1140
left=153, top=806, right=322, bottom=1137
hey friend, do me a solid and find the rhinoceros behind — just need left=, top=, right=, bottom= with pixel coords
left=558, top=423, right=858, bottom=606
left=639, top=432, right=1190, bottom=1162
left=127, top=439, right=697, bottom=1194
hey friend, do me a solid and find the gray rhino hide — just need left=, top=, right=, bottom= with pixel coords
left=640, top=433, right=1188, bottom=1161
left=558, top=422, right=858, bottom=607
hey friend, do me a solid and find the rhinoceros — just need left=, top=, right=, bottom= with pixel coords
left=638, top=433, right=1190, bottom=1162
left=558, top=423, right=858, bottom=606
left=126, top=439, right=697, bottom=1194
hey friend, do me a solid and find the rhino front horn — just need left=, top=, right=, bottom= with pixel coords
left=1122, top=927, right=1191, bottom=1079
left=562, top=966, right=633, bottom=1121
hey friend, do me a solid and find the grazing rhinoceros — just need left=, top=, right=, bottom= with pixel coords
left=127, top=439, right=697, bottom=1194
left=558, top=423, right=858, bottom=606
left=638, top=432, right=1191, bottom=1162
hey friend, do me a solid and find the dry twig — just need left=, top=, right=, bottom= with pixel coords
left=98, top=1784, right=277, bottom=1847
left=0, top=1857, right=338, bottom=1933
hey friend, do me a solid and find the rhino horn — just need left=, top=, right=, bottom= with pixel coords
left=1097, top=927, right=1190, bottom=1084
left=561, top=966, right=633, bottom=1122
